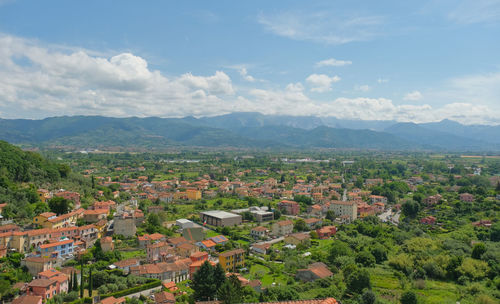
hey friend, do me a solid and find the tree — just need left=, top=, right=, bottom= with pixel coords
left=73, top=271, right=79, bottom=292
left=88, top=267, right=93, bottom=297
left=68, top=272, right=73, bottom=291
left=217, top=274, right=242, bottom=304
left=273, top=209, right=281, bottom=220
left=79, top=260, right=84, bottom=299
left=346, top=269, right=371, bottom=294
left=370, top=244, right=388, bottom=264
left=327, top=241, right=351, bottom=265
left=48, top=197, right=71, bottom=215
left=490, top=222, right=500, bottom=242
left=325, top=210, right=336, bottom=221
left=91, top=175, right=95, bottom=189
left=362, top=290, right=376, bottom=304
left=294, top=219, right=307, bottom=232
left=355, top=251, right=376, bottom=267
left=471, top=243, right=486, bottom=259
left=401, top=201, right=419, bottom=218
left=191, top=261, right=226, bottom=301
left=400, top=291, right=418, bottom=304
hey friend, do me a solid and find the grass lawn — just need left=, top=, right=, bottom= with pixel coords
left=245, top=263, right=289, bottom=287
left=205, top=230, right=220, bottom=238
left=370, top=265, right=463, bottom=304
left=120, top=249, right=146, bottom=259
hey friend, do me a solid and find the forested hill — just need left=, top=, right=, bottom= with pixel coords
left=0, top=140, right=87, bottom=221
left=1, top=114, right=499, bottom=151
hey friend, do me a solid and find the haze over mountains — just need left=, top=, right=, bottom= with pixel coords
left=1, top=113, right=499, bottom=151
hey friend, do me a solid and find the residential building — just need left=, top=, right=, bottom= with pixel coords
left=154, top=291, right=176, bottom=304
left=420, top=216, right=436, bottom=225
left=250, top=226, right=268, bottom=239
left=54, top=191, right=81, bottom=209
left=38, top=239, right=74, bottom=259
left=199, top=211, right=242, bottom=227
left=111, top=258, right=140, bottom=274
left=113, top=215, right=137, bottom=237
left=369, top=195, right=388, bottom=204
left=296, top=262, right=333, bottom=282
left=424, top=194, right=442, bottom=205
left=304, top=218, right=322, bottom=230
left=101, top=236, right=114, bottom=252
left=460, top=193, right=475, bottom=202
left=272, top=220, right=293, bottom=236
left=219, top=249, right=245, bottom=272
left=328, top=201, right=357, bottom=222
left=138, top=233, right=166, bottom=248
left=83, top=209, right=108, bottom=223
left=100, top=296, right=126, bottom=304
left=12, top=295, right=43, bottom=304
left=27, top=279, right=58, bottom=300
left=316, top=226, right=336, bottom=239
left=277, top=200, right=300, bottom=215
left=24, top=257, right=57, bottom=276
left=284, top=233, right=310, bottom=246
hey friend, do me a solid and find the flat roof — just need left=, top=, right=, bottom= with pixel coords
left=200, top=210, right=241, bottom=219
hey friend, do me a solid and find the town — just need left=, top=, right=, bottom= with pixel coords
left=0, top=144, right=499, bottom=304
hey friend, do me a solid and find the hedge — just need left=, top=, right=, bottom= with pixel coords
left=100, top=279, right=162, bottom=299
left=67, top=297, right=92, bottom=304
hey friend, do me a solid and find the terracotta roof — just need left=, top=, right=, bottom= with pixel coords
left=307, top=262, right=333, bottom=279
left=276, top=220, right=293, bottom=226
left=113, top=258, right=139, bottom=268
left=154, top=291, right=175, bottom=304
left=27, top=278, right=56, bottom=287
left=100, top=296, right=126, bottom=304
left=38, top=268, right=62, bottom=278
left=12, top=295, right=42, bottom=304
left=39, top=239, right=73, bottom=249
left=219, top=248, right=244, bottom=257
left=252, top=226, right=268, bottom=232
left=196, top=298, right=338, bottom=304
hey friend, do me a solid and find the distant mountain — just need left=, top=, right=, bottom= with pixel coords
left=384, top=122, right=499, bottom=151
left=0, top=114, right=498, bottom=151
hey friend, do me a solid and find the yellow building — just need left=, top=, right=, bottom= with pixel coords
left=186, top=189, right=202, bottom=200
left=33, top=209, right=84, bottom=229
left=37, top=189, right=51, bottom=202
left=218, top=248, right=245, bottom=272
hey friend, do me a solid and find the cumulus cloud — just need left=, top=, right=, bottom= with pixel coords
left=0, top=33, right=499, bottom=125
left=238, top=67, right=256, bottom=82
left=403, top=90, right=423, bottom=101
left=377, top=78, right=389, bottom=84
left=0, top=34, right=235, bottom=118
left=315, top=58, right=352, bottom=67
left=306, top=74, right=341, bottom=92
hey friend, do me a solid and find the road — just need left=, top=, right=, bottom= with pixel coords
left=121, top=285, right=163, bottom=299
left=254, top=236, right=284, bottom=246
left=378, top=209, right=400, bottom=226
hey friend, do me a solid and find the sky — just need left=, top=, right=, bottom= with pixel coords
left=0, top=0, right=499, bottom=124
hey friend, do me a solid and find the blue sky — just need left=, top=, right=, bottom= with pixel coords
left=0, top=0, right=499, bottom=124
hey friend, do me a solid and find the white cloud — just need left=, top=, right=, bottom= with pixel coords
left=0, top=34, right=235, bottom=118
left=449, top=0, right=500, bottom=24
left=377, top=78, right=389, bottom=84
left=315, top=58, right=352, bottom=67
left=238, top=67, right=256, bottom=82
left=354, top=85, right=371, bottom=92
left=403, top=90, right=423, bottom=101
left=0, top=33, right=499, bottom=125
left=306, top=74, right=341, bottom=92
left=257, top=11, right=384, bottom=44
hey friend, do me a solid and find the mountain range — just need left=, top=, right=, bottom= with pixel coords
left=0, top=113, right=499, bottom=151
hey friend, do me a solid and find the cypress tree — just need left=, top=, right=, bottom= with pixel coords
left=80, top=260, right=84, bottom=298
left=88, top=267, right=93, bottom=297
left=68, top=272, right=73, bottom=291
left=73, top=271, right=79, bottom=292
